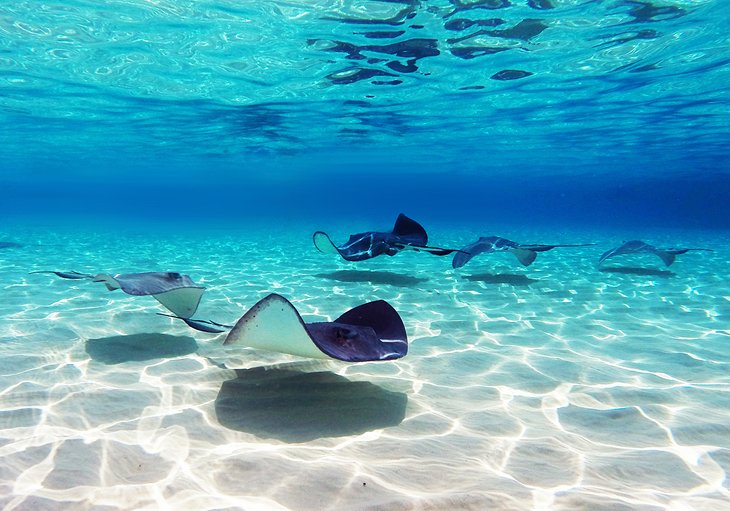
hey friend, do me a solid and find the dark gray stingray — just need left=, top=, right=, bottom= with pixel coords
left=453, top=236, right=592, bottom=269
left=598, top=240, right=713, bottom=267
left=32, top=270, right=205, bottom=319
left=313, top=213, right=458, bottom=262
left=0, top=241, right=22, bottom=249
left=222, top=293, right=408, bottom=362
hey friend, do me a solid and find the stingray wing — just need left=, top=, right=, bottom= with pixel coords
left=655, top=247, right=713, bottom=266
left=598, top=244, right=636, bottom=265
left=322, top=299, right=408, bottom=361
left=451, top=237, right=502, bottom=269
left=313, top=231, right=341, bottom=255
left=149, top=288, right=204, bottom=318
left=391, top=213, right=428, bottom=245
left=224, top=294, right=330, bottom=359
left=651, top=250, right=676, bottom=267
left=598, top=247, right=620, bottom=265
left=452, top=250, right=476, bottom=269
left=599, top=240, right=688, bottom=267
left=510, top=248, right=538, bottom=267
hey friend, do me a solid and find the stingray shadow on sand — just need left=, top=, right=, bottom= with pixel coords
left=599, top=267, right=675, bottom=278
left=215, top=367, right=408, bottom=442
left=314, top=270, right=428, bottom=288
left=85, top=333, right=198, bottom=364
left=461, top=273, right=540, bottom=287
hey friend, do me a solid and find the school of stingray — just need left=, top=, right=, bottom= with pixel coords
left=19, top=213, right=713, bottom=364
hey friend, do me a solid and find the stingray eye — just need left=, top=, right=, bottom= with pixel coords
left=335, top=327, right=357, bottom=341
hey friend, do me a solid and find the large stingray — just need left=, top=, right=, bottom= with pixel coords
left=222, top=294, right=408, bottom=362
left=453, top=236, right=592, bottom=269
left=598, top=240, right=713, bottom=267
left=164, top=293, right=408, bottom=362
left=32, top=271, right=205, bottom=319
left=313, top=213, right=457, bottom=262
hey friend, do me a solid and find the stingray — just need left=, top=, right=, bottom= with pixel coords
left=313, top=213, right=458, bottom=262
left=32, top=271, right=206, bottom=320
left=598, top=240, right=713, bottom=267
left=453, top=236, right=592, bottom=269
left=0, top=241, right=22, bottom=249
left=36, top=274, right=409, bottom=362
left=221, top=293, right=408, bottom=362
left=165, top=293, right=409, bottom=361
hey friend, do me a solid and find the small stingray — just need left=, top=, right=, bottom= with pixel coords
left=221, top=293, right=408, bottom=362
left=313, top=213, right=458, bottom=261
left=0, top=241, right=22, bottom=249
left=598, top=240, right=713, bottom=267
left=453, top=236, right=592, bottom=269
left=32, top=271, right=205, bottom=319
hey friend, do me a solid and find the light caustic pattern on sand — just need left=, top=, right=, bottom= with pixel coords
left=0, top=225, right=729, bottom=510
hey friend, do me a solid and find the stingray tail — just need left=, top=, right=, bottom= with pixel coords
left=394, top=243, right=461, bottom=256
left=520, top=243, right=596, bottom=253
left=157, top=313, right=232, bottom=334
left=452, top=250, right=475, bottom=269
left=30, top=270, right=95, bottom=280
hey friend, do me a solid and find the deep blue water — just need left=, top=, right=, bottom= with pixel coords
left=1, top=0, right=729, bottom=228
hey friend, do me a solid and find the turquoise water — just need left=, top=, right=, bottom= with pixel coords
left=2, top=1, right=730, bottom=510
left=1, top=223, right=729, bottom=509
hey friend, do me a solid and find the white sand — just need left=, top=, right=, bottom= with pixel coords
left=1, top=223, right=728, bottom=510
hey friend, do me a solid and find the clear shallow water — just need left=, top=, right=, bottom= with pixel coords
left=2, top=0, right=730, bottom=509
left=1, top=222, right=729, bottom=510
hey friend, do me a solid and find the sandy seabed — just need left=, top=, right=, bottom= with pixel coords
left=1, top=222, right=729, bottom=510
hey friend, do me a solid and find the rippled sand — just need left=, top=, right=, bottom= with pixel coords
left=1, top=222, right=729, bottom=510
